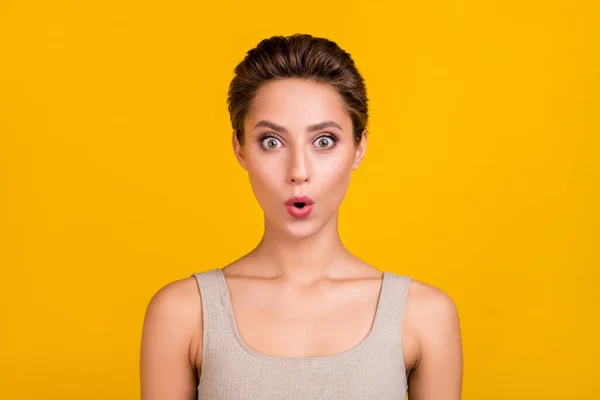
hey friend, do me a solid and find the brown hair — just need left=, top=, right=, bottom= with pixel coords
left=227, top=34, right=368, bottom=145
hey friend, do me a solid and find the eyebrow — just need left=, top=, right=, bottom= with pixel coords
left=253, top=120, right=343, bottom=133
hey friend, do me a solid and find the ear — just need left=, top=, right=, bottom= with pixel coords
left=232, top=130, right=248, bottom=171
left=352, top=130, right=368, bottom=170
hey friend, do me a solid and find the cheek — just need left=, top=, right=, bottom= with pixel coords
left=246, top=156, right=283, bottom=204
left=316, top=153, right=354, bottom=200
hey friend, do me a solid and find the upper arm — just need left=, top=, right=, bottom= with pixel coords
left=140, top=277, right=202, bottom=400
left=407, top=282, right=463, bottom=400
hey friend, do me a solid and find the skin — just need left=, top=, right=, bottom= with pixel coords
left=140, top=78, right=463, bottom=399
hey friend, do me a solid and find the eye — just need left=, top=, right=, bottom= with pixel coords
left=313, top=135, right=336, bottom=149
left=261, top=136, right=283, bottom=149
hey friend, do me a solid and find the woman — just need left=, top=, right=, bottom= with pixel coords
left=140, top=34, right=463, bottom=399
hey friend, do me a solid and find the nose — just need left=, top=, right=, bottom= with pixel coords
left=287, top=147, right=310, bottom=184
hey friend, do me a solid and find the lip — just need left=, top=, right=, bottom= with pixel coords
left=285, top=195, right=315, bottom=219
left=285, top=195, right=315, bottom=206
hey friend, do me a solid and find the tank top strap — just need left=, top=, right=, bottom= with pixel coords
left=373, top=272, right=412, bottom=338
left=191, top=268, right=236, bottom=359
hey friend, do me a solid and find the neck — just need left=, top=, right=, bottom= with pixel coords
left=249, top=212, right=351, bottom=282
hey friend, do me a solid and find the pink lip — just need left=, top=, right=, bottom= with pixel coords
left=285, top=195, right=315, bottom=219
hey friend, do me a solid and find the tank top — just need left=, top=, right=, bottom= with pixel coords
left=191, top=268, right=412, bottom=399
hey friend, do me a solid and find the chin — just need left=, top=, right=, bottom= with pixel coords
left=281, top=220, right=322, bottom=239
left=264, top=211, right=329, bottom=240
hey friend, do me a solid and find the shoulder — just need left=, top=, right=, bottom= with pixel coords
left=403, top=278, right=461, bottom=361
left=140, top=276, right=205, bottom=395
left=144, top=276, right=202, bottom=326
left=142, top=276, right=203, bottom=361
left=405, top=278, right=459, bottom=325
left=396, top=278, right=463, bottom=395
left=404, top=278, right=460, bottom=340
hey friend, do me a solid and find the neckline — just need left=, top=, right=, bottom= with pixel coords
left=215, top=268, right=390, bottom=362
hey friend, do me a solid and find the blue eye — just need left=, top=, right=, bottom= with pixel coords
left=261, top=136, right=283, bottom=149
left=314, top=135, right=336, bottom=149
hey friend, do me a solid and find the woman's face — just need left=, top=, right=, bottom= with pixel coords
left=233, top=78, right=367, bottom=239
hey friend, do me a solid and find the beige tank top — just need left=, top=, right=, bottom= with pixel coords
left=191, top=268, right=411, bottom=399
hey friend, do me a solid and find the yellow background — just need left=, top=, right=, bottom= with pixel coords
left=1, top=0, right=598, bottom=399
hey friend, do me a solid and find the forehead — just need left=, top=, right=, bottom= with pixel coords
left=245, top=78, right=351, bottom=131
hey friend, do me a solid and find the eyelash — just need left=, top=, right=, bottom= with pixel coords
left=259, top=133, right=338, bottom=149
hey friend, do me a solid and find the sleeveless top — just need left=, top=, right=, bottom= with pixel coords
left=191, top=268, right=412, bottom=399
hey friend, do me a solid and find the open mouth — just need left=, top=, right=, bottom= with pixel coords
left=285, top=196, right=314, bottom=219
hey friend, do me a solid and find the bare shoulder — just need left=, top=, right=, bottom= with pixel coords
left=143, top=276, right=203, bottom=339
left=402, top=278, right=463, bottom=398
left=402, top=278, right=461, bottom=363
left=405, top=279, right=460, bottom=328
left=140, top=276, right=203, bottom=399
left=142, top=276, right=204, bottom=357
